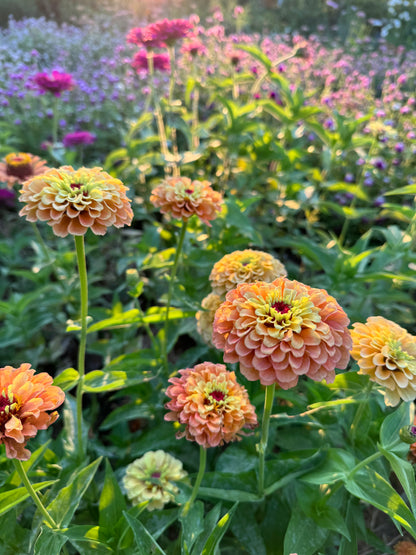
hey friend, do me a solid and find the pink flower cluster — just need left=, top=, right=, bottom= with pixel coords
left=127, top=19, right=192, bottom=49
left=63, top=131, right=96, bottom=148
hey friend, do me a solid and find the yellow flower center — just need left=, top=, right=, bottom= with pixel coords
left=5, top=153, right=32, bottom=179
left=0, top=386, right=20, bottom=426
left=252, top=290, right=321, bottom=338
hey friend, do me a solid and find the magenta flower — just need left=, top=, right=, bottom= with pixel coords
left=34, top=70, right=75, bottom=97
left=63, top=131, right=96, bottom=148
left=132, top=51, right=171, bottom=73
left=127, top=19, right=192, bottom=49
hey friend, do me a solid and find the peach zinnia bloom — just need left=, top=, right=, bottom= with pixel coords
left=394, top=540, right=416, bottom=555
left=351, top=316, right=416, bottom=406
left=212, top=277, right=351, bottom=389
left=209, top=249, right=287, bottom=296
left=0, top=364, right=65, bottom=460
left=150, top=176, right=223, bottom=226
left=19, top=165, right=133, bottom=237
left=0, top=152, right=49, bottom=188
left=196, top=292, right=223, bottom=346
left=165, top=362, right=257, bottom=448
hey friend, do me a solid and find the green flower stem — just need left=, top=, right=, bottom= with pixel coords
left=13, top=459, right=58, bottom=529
left=351, top=380, right=373, bottom=446
left=348, top=451, right=383, bottom=480
left=258, top=383, right=276, bottom=498
left=162, top=219, right=188, bottom=373
left=191, top=79, right=200, bottom=150
left=147, top=51, right=170, bottom=163
left=74, top=235, right=88, bottom=460
left=52, top=95, right=59, bottom=145
left=168, top=46, right=176, bottom=106
left=181, top=445, right=207, bottom=517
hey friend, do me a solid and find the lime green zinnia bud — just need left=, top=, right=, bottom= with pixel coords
left=123, top=450, right=187, bottom=511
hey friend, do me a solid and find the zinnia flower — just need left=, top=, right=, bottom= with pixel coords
left=196, top=292, right=223, bottom=345
left=351, top=316, right=416, bottom=406
left=63, top=131, right=96, bottom=148
left=150, top=176, right=223, bottom=226
left=0, top=364, right=65, bottom=460
left=394, top=541, right=416, bottom=555
left=127, top=19, right=192, bottom=49
left=165, top=362, right=258, bottom=448
left=212, top=277, right=351, bottom=389
left=181, top=40, right=208, bottom=57
left=209, top=249, right=287, bottom=296
left=34, top=70, right=75, bottom=97
left=131, top=50, right=171, bottom=73
left=123, top=450, right=187, bottom=511
left=0, top=152, right=49, bottom=188
left=19, top=165, right=133, bottom=237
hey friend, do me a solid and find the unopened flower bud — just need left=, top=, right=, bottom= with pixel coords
left=400, top=425, right=416, bottom=445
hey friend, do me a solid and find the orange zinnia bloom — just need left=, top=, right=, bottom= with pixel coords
left=0, top=152, right=49, bottom=188
left=165, top=362, right=257, bottom=448
left=19, top=165, right=133, bottom=237
left=212, top=277, right=351, bottom=388
left=150, top=176, right=223, bottom=226
left=209, top=249, right=287, bottom=296
left=394, top=540, right=416, bottom=555
left=0, top=364, right=65, bottom=460
left=351, top=316, right=416, bottom=406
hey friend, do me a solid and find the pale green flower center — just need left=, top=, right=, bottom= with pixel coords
left=387, top=338, right=416, bottom=374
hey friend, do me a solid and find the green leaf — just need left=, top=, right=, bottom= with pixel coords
left=34, top=526, right=68, bottom=555
left=61, top=394, right=88, bottom=460
left=379, top=445, right=416, bottom=516
left=0, top=480, right=56, bottom=516
left=201, top=502, right=238, bottom=555
left=123, top=511, right=167, bottom=554
left=230, top=504, right=267, bottom=555
left=180, top=500, right=204, bottom=553
left=99, top=459, right=127, bottom=533
left=8, top=441, right=52, bottom=487
left=47, top=458, right=102, bottom=527
left=284, top=506, right=329, bottom=555
left=191, top=504, right=221, bottom=555
left=385, top=183, right=416, bottom=196
left=199, top=470, right=258, bottom=502
left=235, top=44, right=273, bottom=70
left=345, top=466, right=416, bottom=540
left=53, top=367, right=79, bottom=392
left=380, top=401, right=413, bottom=452
left=301, top=448, right=356, bottom=485
left=87, top=307, right=195, bottom=333
left=64, top=525, right=113, bottom=554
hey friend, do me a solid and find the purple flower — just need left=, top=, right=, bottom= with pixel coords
left=0, top=188, right=15, bottom=207
left=63, top=131, right=96, bottom=148
left=374, top=159, right=387, bottom=170
left=394, top=142, right=405, bottom=153
left=34, top=70, right=75, bottom=97
left=374, top=195, right=385, bottom=207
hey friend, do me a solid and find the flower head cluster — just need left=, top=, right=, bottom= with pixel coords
left=196, top=250, right=287, bottom=345
left=196, top=293, right=223, bottom=345
left=19, top=165, right=133, bottom=237
left=34, top=70, right=75, bottom=96
left=210, top=249, right=287, bottom=296
left=0, top=152, right=49, bottom=188
left=181, top=39, right=208, bottom=57
left=123, top=450, right=187, bottom=511
left=63, top=131, right=96, bottom=148
left=165, top=362, right=258, bottom=448
left=127, top=19, right=192, bottom=49
left=212, top=277, right=351, bottom=389
left=150, top=176, right=223, bottom=226
left=0, top=364, right=65, bottom=460
left=132, top=51, right=171, bottom=73
left=351, top=316, right=416, bottom=406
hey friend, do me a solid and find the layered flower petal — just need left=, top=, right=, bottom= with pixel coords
left=150, top=176, right=223, bottom=226
left=212, top=277, right=352, bottom=388
left=123, top=450, right=187, bottom=511
left=165, top=362, right=258, bottom=448
left=0, top=364, right=65, bottom=460
left=0, top=152, right=49, bottom=188
left=19, top=165, right=133, bottom=237
left=351, top=316, right=416, bottom=406
left=209, top=249, right=287, bottom=296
